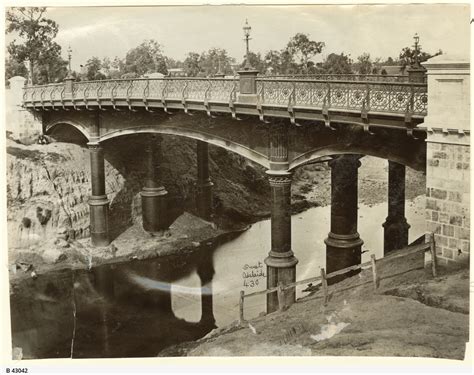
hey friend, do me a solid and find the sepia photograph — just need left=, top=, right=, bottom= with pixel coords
left=2, top=0, right=471, bottom=367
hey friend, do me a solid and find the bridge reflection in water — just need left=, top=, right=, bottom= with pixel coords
left=10, top=242, right=220, bottom=358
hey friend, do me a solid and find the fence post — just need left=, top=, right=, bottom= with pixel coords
left=370, top=254, right=379, bottom=290
left=430, top=232, right=438, bottom=278
left=320, top=268, right=328, bottom=306
left=239, top=290, right=245, bottom=324
left=277, top=282, right=286, bottom=312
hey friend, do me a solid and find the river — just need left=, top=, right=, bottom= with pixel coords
left=10, top=196, right=425, bottom=358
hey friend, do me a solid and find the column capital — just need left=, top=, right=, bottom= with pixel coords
left=87, top=141, right=102, bottom=150
left=266, top=170, right=292, bottom=186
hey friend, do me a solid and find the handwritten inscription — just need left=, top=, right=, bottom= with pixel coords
left=242, top=261, right=266, bottom=288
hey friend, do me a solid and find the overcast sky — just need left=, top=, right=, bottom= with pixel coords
left=6, top=3, right=471, bottom=70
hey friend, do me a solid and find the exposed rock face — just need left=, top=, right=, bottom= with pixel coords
left=6, top=133, right=270, bottom=250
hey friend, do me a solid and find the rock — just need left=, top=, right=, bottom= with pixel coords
left=42, top=247, right=67, bottom=263
left=191, top=241, right=200, bottom=247
left=54, top=238, right=70, bottom=248
left=30, top=271, right=37, bottom=279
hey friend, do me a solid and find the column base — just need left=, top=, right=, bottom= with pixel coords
left=383, top=217, right=410, bottom=254
left=265, top=252, right=298, bottom=314
left=89, top=195, right=110, bottom=247
left=141, top=186, right=168, bottom=233
left=325, top=232, right=363, bottom=284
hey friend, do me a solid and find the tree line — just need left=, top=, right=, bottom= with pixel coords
left=6, top=7, right=442, bottom=84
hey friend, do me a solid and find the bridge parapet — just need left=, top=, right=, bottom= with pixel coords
left=22, top=76, right=428, bottom=122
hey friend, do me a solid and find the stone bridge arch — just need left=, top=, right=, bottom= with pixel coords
left=44, top=119, right=91, bottom=142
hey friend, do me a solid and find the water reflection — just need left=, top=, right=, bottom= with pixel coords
left=10, top=196, right=425, bottom=359
left=11, top=243, right=220, bottom=359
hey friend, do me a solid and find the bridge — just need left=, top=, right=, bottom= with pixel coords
left=17, top=55, right=470, bottom=313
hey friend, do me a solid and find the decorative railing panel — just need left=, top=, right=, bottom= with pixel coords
left=256, top=78, right=427, bottom=115
left=22, top=76, right=427, bottom=116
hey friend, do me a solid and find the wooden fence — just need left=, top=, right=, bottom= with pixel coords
left=239, top=233, right=437, bottom=324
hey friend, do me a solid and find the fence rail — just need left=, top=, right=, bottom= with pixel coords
left=260, top=74, right=418, bottom=83
left=238, top=233, right=437, bottom=323
left=22, top=75, right=428, bottom=116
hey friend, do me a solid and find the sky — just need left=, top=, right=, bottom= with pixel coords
left=5, top=3, right=471, bottom=71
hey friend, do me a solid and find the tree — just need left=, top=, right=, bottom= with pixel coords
left=123, top=39, right=168, bottom=76
left=6, top=7, right=63, bottom=84
left=285, top=33, right=325, bottom=73
left=399, top=46, right=442, bottom=72
left=5, top=56, right=28, bottom=82
left=85, top=56, right=106, bottom=80
left=355, top=53, right=373, bottom=75
left=263, top=50, right=282, bottom=75
left=183, top=52, right=201, bottom=76
left=321, top=53, right=353, bottom=74
left=241, top=51, right=265, bottom=72
left=198, top=48, right=235, bottom=76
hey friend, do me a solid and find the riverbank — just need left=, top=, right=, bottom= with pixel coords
left=7, top=135, right=426, bottom=279
left=159, top=254, right=469, bottom=360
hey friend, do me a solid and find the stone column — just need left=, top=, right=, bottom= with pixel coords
left=141, top=135, right=168, bottom=233
left=325, top=155, right=364, bottom=283
left=264, top=122, right=298, bottom=313
left=383, top=161, right=410, bottom=254
left=88, top=142, right=110, bottom=246
left=265, top=171, right=298, bottom=313
left=196, top=140, right=213, bottom=221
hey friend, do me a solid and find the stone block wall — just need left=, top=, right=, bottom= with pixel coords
left=421, top=56, right=470, bottom=264
left=425, top=133, right=470, bottom=263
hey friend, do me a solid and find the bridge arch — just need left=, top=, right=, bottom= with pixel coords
left=45, top=119, right=91, bottom=141
left=289, top=143, right=426, bottom=172
left=99, top=125, right=271, bottom=169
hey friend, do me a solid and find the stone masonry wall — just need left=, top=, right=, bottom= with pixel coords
left=425, top=137, right=470, bottom=263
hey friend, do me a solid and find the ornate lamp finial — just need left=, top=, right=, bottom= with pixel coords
left=243, top=19, right=253, bottom=70
left=412, top=33, right=421, bottom=66
left=67, top=45, right=73, bottom=78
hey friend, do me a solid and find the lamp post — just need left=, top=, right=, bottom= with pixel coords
left=65, top=45, right=74, bottom=93
left=237, top=19, right=259, bottom=101
left=412, top=33, right=421, bottom=67
left=407, top=33, right=426, bottom=83
left=67, top=46, right=73, bottom=77
left=243, top=19, right=253, bottom=70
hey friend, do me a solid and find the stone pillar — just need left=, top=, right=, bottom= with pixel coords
left=265, top=122, right=297, bottom=313
left=265, top=171, right=298, bottom=313
left=383, top=161, right=410, bottom=254
left=196, top=140, right=213, bottom=221
left=421, top=55, right=470, bottom=264
left=64, top=76, right=74, bottom=96
left=88, top=142, right=110, bottom=246
left=141, top=135, right=168, bottom=233
left=407, top=65, right=427, bottom=83
left=324, top=155, right=364, bottom=283
left=237, top=68, right=259, bottom=104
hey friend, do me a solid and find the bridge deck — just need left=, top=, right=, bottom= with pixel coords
left=22, top=76, right=428, bottom=128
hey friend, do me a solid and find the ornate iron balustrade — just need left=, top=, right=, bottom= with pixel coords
left=256, top=78, right=428, bottom=115
left=23, top=76, right=427, bottom=116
